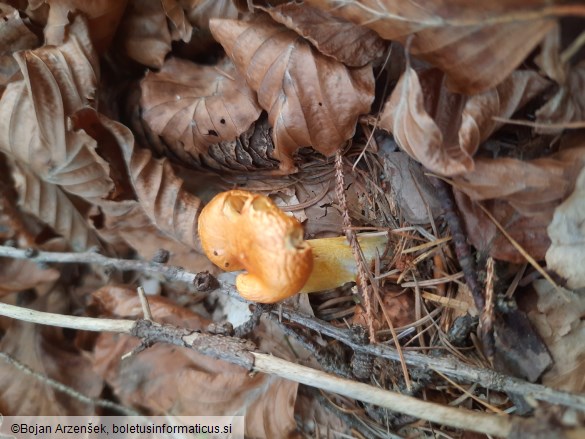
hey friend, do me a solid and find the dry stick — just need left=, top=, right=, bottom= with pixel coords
left=0, top=302, right=517, bottom=437
left=429, top=177, right=494, bottom=359
left=0, top=245, right=207, bottom=287
left=278, top=308, right=585, bottom=413
left=0, top=245, right=583, bottom=411
left=0, top=352, right=140, bottom=416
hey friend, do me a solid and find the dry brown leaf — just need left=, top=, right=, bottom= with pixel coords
left=306, top=0, right=572, bottom=94
left=546, top=165, right=585, bottom=289
left=210, top=17, right=374, bottom=172
left=162, top=0, right=192, bottom=42
left=536, top=60, right=585, bottom=134
left=454, top=192, right=552, bottom=263
left=11, top=162, right=102, bottom=251
left=43, top=0, right=128, bottom=53
left=0, top=293, right=103, bottom=415
left=116, top=0, right=191, bottom=68
left=140, top=57, right=262, bottom=164
left=0, top=259, right=60, bottom=295
left=379, top=67, right=549, bottom=176
left=0, top=5, right=39, bottom=93
left=535, top=24, right=566, bottom=84
left=260, top=2, right=387, bottom=67
left=453, top=147, right=585, bottom=216
left=0, top=15, right=115, bottom=203
left=74, top=109, right=204, bottom=251
left=92, top=286, right=298, bottom=438
left=180, top=0, right=238, bottom=31
left=116, top=0, right=172, bottom=68
left=528, top=280, right=585, bottom=393
left=452, top=147, right=585, bottom=262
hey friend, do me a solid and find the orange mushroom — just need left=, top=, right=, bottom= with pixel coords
left=198, top=190, right=388, bottom=303
left=198, top=190, right=313, bottom=302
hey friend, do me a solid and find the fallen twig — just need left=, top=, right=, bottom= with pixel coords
left=0, top=245, right=583, bottom=412
left=0, top=301, right=554, bottom=438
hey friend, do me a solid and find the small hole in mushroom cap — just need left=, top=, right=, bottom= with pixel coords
left=226, top=193, right=247, bottom=213
left=225, top=262, right=229, bottom=267
left=251, top=196, right=273, bottom=211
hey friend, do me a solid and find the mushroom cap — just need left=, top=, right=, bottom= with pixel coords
left=198, top=190, right=313, bottom=303
left=197, top=190, right=251, bottom=271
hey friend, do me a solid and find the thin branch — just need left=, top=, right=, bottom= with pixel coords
left=0, top=245, right=204, bottom=286
left=0, top=301, right=532, bottom=437
left=277, top=308, right=585, bottom=413
left=0, top=246, right=583, bottom=412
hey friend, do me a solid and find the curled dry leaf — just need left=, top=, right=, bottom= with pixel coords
left=120, top=0, right=170, bottom=67
left=528, top=280, right=585, bottom=393
left=162, top=0, right=192, bottom=42
left=43, top=0, right=128, bottom=53
left=0, top=293, right=103, bottom=415
left=92, top=286, right=298, bottom=438
left=453, top=148, right=585, bottom=216
left=453, top=147, right=585, bottom=262
left=536, top=60, right=585, bottom=134
left=0, top=5, right=39, bottom=93
left=546, top=165, right=585, bottom=289
left=11, top=161, right=102, bottom=251
left=180, top=0, right=239, bottom=31
left=210, top=17, right=374, bottom=172
left=259, top=2, right=387, bottom=67
left=379, top=67, right=549, bottom=176
left=0, top=15, right=115, bottom=203
left=140, top=57, right=262, bottom=167
left=306, top=0, right=567, bottom=94
left=0, top=259, right=60, bottom=295
left=454, top=192, right=552, bottom=263
left=116, top=0, right=190, bottom=68
left=76, top=108, right=204, bottom=252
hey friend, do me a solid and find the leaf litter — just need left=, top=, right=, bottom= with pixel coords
left=0, top=1, right=584, bottom=438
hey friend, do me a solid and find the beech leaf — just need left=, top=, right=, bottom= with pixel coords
left=0, top=5, right=39, bottom=93
left=536, top=60, right=585, bottom=134
left=43, top=0, right=128, bottom=53
left=140, top=57, right=262, bottom=163
left=11, top=162, right=102, bottom=251
left=0, top=15, right=115, bottom=203
left=116, top=0, right=172, bottom=68
left=180, top=0, right=239, bottom=31
left=210, top=17, right=374, bottom=172
left=453, top=147, right=585, bottom=262
left=546, top=165, right=585, bottom=289
left=379, top=67, right=549, bottom=176
left=529, top=280, right=585, bottom=393
left=259, top=2, right=387, bottom=67
left=306, top=0, right=569, bottom=94
left=0, top=258, right=60, bottom=295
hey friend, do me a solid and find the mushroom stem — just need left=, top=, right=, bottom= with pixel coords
left=301, top=232, right=388, bottom=294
